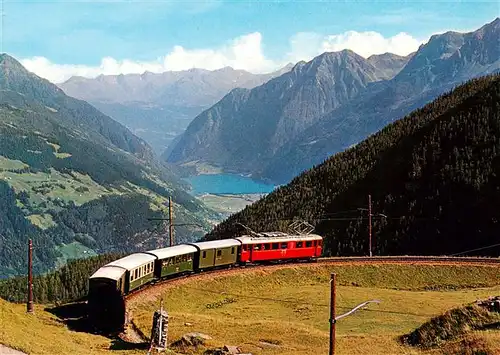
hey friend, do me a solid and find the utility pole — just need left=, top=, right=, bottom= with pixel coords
left=329, top=273, right=336, bottom=355
left=329, top=273, right=380, bottom=354
left=148, top=198, right=203, bottom=248
left=168, top=197, right=174, bottom=246
left=368, top=194, right=372, bottom=257
left=27, top=239, right=34, bottom=314
left=358, top=195, right=387, bottom=257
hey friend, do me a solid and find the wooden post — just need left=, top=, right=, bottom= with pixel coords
left=168, top=197, right=174, bottom=246
left=329, top=273, right=336, bottom=355
left=27, top=239, right=34, bottom=314
left=368, top=194, right=372, bottom=257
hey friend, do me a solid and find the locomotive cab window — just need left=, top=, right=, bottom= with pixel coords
left=296, top=242, right=303, bottom=248
left=202, top=251, right=207, bottom=258
left=231, top=247, right=235, bottom=254
left=306, top=241, right=312, bottom=247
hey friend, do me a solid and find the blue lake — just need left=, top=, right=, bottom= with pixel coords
left=184, top=174, right=276, bottom=195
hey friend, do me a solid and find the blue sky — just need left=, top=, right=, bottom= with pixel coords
left=1, top=0, right=498, bottom=82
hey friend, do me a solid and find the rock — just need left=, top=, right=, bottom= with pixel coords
left=171, top=332, right=212, bottom=348
left=223, top=345, right=241, bottom=354
left=203, top=346, right=252, bottom=355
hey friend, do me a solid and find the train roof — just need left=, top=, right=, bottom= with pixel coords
left=188, top=239, right=241, bottom=250
left=236, top=233, right=323, bottom=244
left=89, top=265, right=126, bottom=281
left=106, top=253, right=156, bottom=271
left=145, top=245, right=198, bottom=259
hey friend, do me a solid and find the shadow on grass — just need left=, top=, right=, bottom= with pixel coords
left=109, top=339, right=149, bottom=351
left=45, top=302, right=94, bottom=333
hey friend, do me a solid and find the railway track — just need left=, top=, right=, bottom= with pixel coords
left=125, top=255, right=500, bottom=304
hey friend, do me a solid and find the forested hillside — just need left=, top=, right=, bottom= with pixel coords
left=206, top=74, right=500, bottom=257
left=0, top=253, right=124, bottom=303
left=0, top=54, right=217, bottom=278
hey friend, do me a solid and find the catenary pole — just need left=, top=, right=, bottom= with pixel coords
left=368, top=194, right=372, bottom=257
left=168, top=197, right=174, bottom=246
left=329, top=273, right=336, bottom=355
left=27, top=239, right=34, bottom=313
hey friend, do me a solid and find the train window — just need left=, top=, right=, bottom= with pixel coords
left=306, top=241, right=312, bottom=248
left=296, top=242, right=303, bottom=248
left=264, top=244, right=271, bottom=250
left=135, top=269, right=138, bottom=279
left=319, top=240, right=322, bottom=246
left=217, top=250, right=222, bottom=257
left=243, top=245, right=247, bottom=251
left=187, top=254, right=192, bottom=261
left=280, top=242, right=287, bottom=249
left=202, top=251, right=207, bottom=258
left=272, top=243, right=279, bottom=249
left=254, top=245, right=260, bottom=250
left=231, top=247, right=235, bottom=254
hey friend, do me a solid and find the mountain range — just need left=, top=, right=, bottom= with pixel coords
left=167, top=17, right=500, bottom=184
left=0, top=54, right=217, bottom=278
left=206, top=73, right=500, bottom=257
left=59, top=64, right=294, bottom=154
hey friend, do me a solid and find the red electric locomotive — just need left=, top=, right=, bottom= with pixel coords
left=236, top=232, right=323, bottom=263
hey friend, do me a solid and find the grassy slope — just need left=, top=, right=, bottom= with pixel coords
left=1, top=264, right=499, bottom=355
left=0, top=300, right=150, bottom=355
left=128, top=264, right=500, bottom=355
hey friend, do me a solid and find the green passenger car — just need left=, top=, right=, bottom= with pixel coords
left=105, top=253, right=157, bottom=293
left=146, top=245, right=198, bottom=278
left=189, top=239, right=241, bottom=271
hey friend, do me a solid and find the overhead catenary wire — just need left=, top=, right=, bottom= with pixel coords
left=450, top=242, right=500, bottom=256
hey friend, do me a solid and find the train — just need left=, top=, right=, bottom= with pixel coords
left=87, top=232, right=323, bottom=332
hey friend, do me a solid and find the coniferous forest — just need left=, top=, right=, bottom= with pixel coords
left=206, top=74, right=500, bottom=258
left=0, top=253, right=124, bottom=303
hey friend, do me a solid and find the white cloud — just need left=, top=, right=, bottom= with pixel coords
left=320, top=31, right=425, bottom=58
left=20, top=30, right=426, bottom=84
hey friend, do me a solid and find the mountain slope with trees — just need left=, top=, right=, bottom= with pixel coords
left=0, top=54, right=217, bottom=278
left=205, top=74, right=500, bottom=257
left=169, top=18, right=500, bottom=183
left=263, top=18, right=500, bottom=183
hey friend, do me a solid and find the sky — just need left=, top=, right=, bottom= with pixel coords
left=1, top=0, right=498, bottom=83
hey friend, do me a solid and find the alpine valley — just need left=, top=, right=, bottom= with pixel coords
left=59, top=64, right=294, bottom=155
left=0, top=54, right=218, bottom=278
